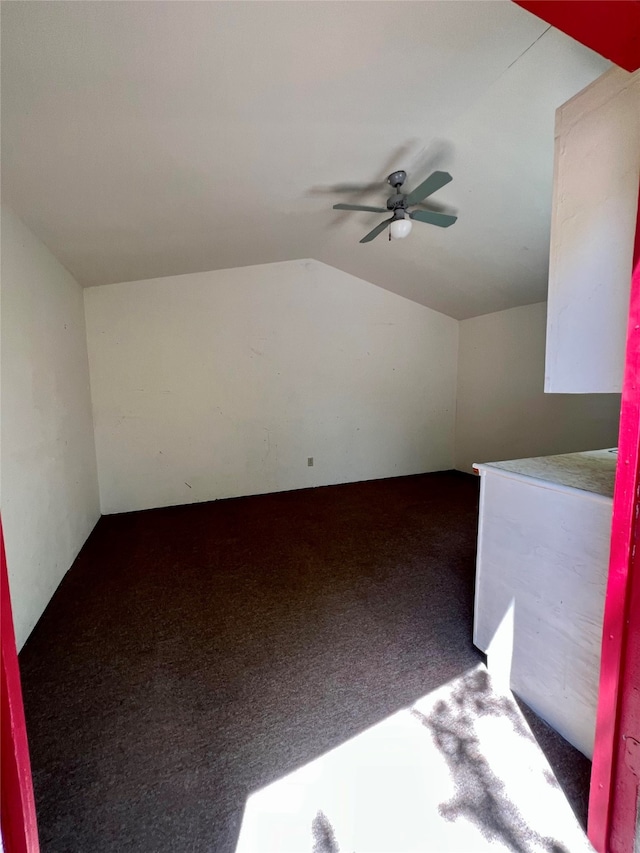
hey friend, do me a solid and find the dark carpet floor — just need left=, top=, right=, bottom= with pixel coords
left=19, top=472, right=591, bottom=852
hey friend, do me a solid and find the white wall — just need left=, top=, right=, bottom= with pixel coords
left=1, top=207, right=100, bottom=649
left=84, top=259, right=459, bottom=514
left=455, top=302, right=621, bottom=473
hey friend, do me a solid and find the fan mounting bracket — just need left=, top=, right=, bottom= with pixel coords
left=387, top=170, right=407, bottom=190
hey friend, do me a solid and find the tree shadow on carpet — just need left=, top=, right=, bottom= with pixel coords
left=411, top=668, right=570, bottom=853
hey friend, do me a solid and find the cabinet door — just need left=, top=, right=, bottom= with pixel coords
left=545, top=67, right=640, bottom=393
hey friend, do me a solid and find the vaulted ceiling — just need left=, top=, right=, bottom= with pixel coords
left=1, top=1, right=608, bottom=319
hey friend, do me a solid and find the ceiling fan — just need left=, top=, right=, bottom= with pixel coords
left=333, top=170, right=457, bottom=243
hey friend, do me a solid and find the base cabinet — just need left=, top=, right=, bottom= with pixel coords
left=474, top=462, right=612, bottom=758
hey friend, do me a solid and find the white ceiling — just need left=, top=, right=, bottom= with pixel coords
left=1, top=1, right=608, bottom=319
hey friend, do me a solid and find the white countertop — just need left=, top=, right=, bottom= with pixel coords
left=474, top=449, right=617, bottom=499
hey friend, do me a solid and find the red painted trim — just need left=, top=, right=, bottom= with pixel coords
left=589, top=186, right=640, bottom=852
left=513, top=1, right=640, bottom=72
left=1, top=520, right=40, bottom=853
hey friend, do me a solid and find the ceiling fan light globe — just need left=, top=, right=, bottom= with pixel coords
left=389, top=218, right=412, bottom=240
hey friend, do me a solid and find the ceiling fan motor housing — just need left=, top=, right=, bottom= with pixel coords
left=386, top=172, right=409, bottom=211
left=386, top=192, right=408, bottom=212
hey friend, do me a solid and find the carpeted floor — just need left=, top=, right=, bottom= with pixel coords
left=19, top=472, right=591, bottom=852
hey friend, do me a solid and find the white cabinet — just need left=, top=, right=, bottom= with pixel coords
left=545, top=67, right=640, bottom=393
left=473, top=450, right=615, bottom=757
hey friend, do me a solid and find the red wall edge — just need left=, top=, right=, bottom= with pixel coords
left=588, top=187, right=640, bottom=852
left=513, top=1, right=640, bottom=72
left=1, top=520, right=40, bottom=853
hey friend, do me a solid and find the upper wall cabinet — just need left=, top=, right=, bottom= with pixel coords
left=545, top=67, right=640, bottom=394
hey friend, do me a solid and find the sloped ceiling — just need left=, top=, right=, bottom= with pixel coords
left=1, top=1, right=609, bottom=319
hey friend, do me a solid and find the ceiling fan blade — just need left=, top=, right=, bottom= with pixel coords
left=405, top=171, right=453, bottom=205
left=333, top=203, right=388, bottom=213
left=410, top=209, right=457, bottom=228
left=360, top=218, right=393, bottom=243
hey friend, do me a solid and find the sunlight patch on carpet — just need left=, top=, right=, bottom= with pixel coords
left=235, top=664, right=593, bottom=853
